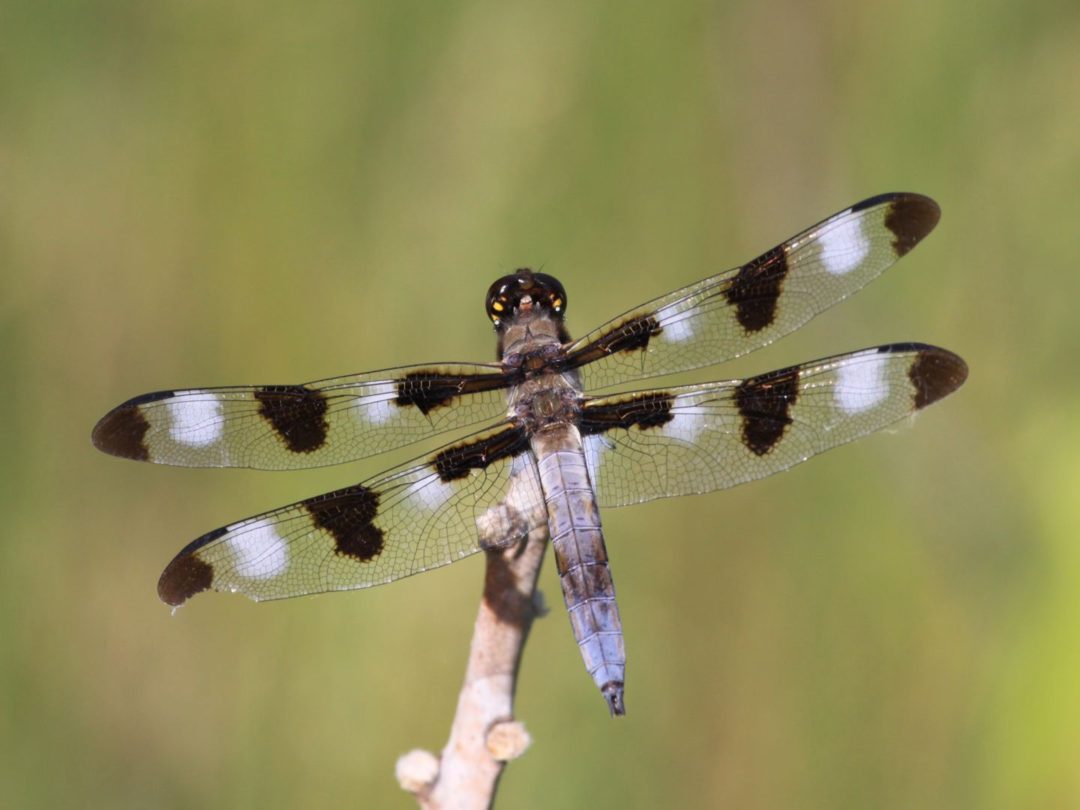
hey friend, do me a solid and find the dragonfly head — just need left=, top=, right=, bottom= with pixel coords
left=486, top=268, right=567, bottom=331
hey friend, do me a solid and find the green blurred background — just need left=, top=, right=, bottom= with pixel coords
left=3, top=1, right=1078, bottom=807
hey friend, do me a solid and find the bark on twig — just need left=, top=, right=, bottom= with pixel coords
left=397, top=515, right=549, bottom=809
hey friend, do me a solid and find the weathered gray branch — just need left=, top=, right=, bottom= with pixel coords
left=396, top=491, right=549, bottom=810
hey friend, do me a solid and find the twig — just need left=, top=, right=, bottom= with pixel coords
left=397, top=492, right=549, bottom=809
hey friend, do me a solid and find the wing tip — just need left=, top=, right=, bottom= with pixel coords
left=849, top=192, right=941, bottom=256
left=158, top=552, right=215, bottom=607
left=92, top=390, right=176, bottom=460
left=92, top=403, right=150, bottom=461
left=885, top=193, right=941, bottom=256
left=157, top=525, right=227, bottom=606
left=910, top=346, right=968, bottom=409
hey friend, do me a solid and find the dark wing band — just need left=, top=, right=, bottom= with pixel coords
left=93, top=363, right=513, bottom=470
left=579, top=343, right=967, bottom=507
left=157, top=421, right=544, bottom=605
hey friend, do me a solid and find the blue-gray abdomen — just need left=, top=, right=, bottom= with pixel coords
left=535, top=427, right=626, bottom=715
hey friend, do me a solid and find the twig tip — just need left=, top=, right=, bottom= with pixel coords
left=485, top=721, right=532, bottom=762
left=395, top=749, right=440, bottom=795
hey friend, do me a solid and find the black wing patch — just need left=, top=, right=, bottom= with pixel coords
left=395, top=370, right=512, bottom=415
left=253, top=385, right=330, bottom=454
left=305, top=485, right=385, bottom=562
left=721, top=245, right=789, bottom=332
left=580, top=391, right=675, bottom=434
left=434, top=422, right=530, bottom=481
left=560, top=314, right=663, bottom=371
left=733, top=366, right=800, bottom=456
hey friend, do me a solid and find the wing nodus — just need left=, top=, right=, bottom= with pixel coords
left=533, top=425, right=626, bottom=716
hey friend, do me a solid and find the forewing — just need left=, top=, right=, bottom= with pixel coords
left=580, top=344, right=967, bottom=507
left=157, top=422, right=545, bottom=605
left=92, top=363, right=512, bottom=469
left=566, top=193, right=940, bottom=390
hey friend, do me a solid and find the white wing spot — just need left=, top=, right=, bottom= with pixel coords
left=407, top=476, right=457, bottom=513
left=660, top=313, right=695, bottom=343
left=168, top=392, right=223, bottom=447
left=669, top=394, right=709, bottom=443
left=835, top=351, right=889, bottom=414
left=820, top=214, right=870, bottom=276
left=583, top=434, right=611, bottom=481
left=359, top=382, right=398, bottom=426
left=228, top=518, right=288, bottom=579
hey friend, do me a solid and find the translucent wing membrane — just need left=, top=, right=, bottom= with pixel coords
left=158, top=423, right=545, bottom=605
left=93, top=191, right=966, bottom=631
left=567, top=193, right=940, bottom=390
left=580, top=344, right=967, bottom=508
left=92, top=363, right=510, bottom=470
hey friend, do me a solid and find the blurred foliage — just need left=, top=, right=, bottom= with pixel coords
left=2, top=0, right=1079, bottom=808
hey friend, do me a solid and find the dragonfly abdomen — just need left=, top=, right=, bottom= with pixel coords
left=535, top=430, right=626, bottom=716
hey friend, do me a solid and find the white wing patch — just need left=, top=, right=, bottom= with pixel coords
left=583, top=434, right=612, bottom=481
left=167, top=391, right=224, bottom=447
left=228, top=518, right=289, bottom=579
left=819, top=213, right=870, bottom=276
left=405, top=475, right=458, bottom=513
left=667, top=394, right=711, bottom=444
left=835, top=351, right=890, bottom=414
left=660, top=312, right=695, bottom=343
left=358, top=382, right=398, bottom=426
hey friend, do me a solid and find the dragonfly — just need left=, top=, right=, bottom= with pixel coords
left=93, top=192, right=967, bottom=716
